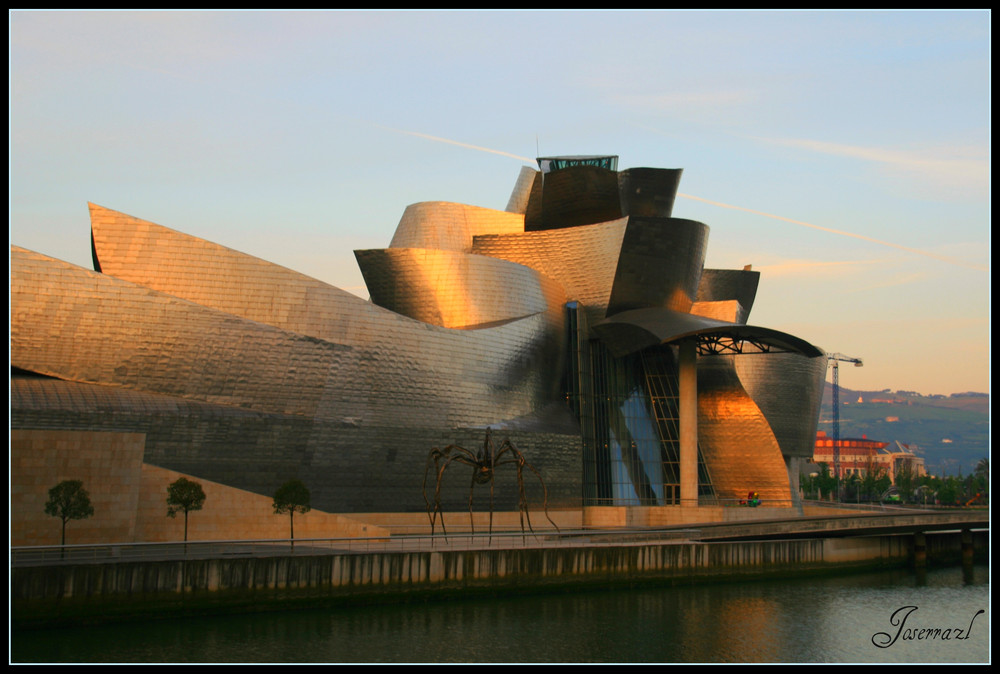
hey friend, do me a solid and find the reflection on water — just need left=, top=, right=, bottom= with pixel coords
left=12, top=564, right=989, bottom=664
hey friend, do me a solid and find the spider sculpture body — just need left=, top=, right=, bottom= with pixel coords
left=422, top=428, right=558, bottom=539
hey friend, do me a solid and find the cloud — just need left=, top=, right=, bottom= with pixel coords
left=856, top=272, right=930, bottom=292
left=753, top=135, right=989, bottom=200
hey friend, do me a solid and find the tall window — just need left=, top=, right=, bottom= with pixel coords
left=574, top=338, right=714, bottom=505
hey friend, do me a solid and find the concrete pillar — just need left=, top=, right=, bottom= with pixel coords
left=679, top=339, right=698, bottom=507
left=786, top=456, right=804, bottom=515
left=961, top=528, right=974, bottom=564
left=913, top=532, right=926, bottom=568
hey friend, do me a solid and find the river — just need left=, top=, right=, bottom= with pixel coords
left=10, top=563, right=989, bottom=664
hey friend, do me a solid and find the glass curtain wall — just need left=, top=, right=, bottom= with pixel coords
left=568, top=304, right=713, bottom=505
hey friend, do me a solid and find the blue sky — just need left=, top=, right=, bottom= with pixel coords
left=9, top=10, right=990, bottom=395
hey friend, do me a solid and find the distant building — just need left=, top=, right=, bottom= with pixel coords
left=812, top=431, right=925, bottom=482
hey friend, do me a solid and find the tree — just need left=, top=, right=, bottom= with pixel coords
left=857, top=455, right=890, bottom=502
left=894, top=460, right=916, bottom=503
left=814, top=463, right=838, bottom=501
left=166, top=477, right=206, bottom=542
left=44, top=480, right=95, bottom=550
left=844, top=473, right=861, bottom=503
left=973, top=458, right=989, bottom=498
left=273, top=479, right=311, bottom=546
left=936, top=476, right=960, bottom=506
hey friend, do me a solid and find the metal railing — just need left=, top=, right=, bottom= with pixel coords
left=11, top=527, right=704, bottom=567
left=800, top=499, right=937, bottom=513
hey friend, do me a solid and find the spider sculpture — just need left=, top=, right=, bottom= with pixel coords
left=422, top=428, right=559, bottom=539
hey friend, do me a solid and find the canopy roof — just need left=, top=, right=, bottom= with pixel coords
left=593, top=307, right=824, bottom=359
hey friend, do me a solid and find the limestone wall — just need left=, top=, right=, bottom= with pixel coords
left=11, top=429, right=386, bottom=546
left=11, top=430, right=145, bottom=546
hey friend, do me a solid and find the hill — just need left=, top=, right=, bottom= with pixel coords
left=818, top=386, right=989, bottom=476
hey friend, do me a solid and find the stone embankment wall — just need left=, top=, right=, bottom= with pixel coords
left=16, top=531, right=987, bottom=629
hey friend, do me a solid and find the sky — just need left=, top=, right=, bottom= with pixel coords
left=9, top=10, right=990, bottom=396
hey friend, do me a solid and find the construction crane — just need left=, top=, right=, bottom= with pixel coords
left=827, top=352, right=863, bottom=495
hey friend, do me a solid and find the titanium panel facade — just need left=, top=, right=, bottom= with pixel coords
left=617, top=168, right=684, bottom=219
left=472, top=217, right=629, bottom=313
left=524, top=165, right=622, bottom=231
left=606, top=217, right=709, bottom=316
left=354, top=247, right=566, bottom=329
left=696, top=358, right=793, bottom=503
left=696, top=268, right=761, bottom=316
left=11, top=153, right=826, bottom=523
left=731, top=352, right=829, bottom=459
left=388, top=201, right=524, bottom=252
left=87, top=208, right=568, bottom=428
left=505, top=166, right=540, bottom=214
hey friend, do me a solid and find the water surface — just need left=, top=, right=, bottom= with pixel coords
left=11, top=564, right=989, bottom=663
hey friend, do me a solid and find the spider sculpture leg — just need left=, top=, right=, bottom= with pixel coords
left=498, top=440, right=561, bottom=538
left=515, top=459, right=533, bottom=540
left=488, top=461, right=496, bottom=542
left=424, top=445, right=479, bottom=540
left=494, top=441, right=534, bottom=540
left=468, top=466, right=477, bottom=535
left=422, top=447, right=448, bottom=537
left=522, top=458, right=561, bottom=533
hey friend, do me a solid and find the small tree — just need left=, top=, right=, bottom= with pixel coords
left=44, top=480, right=95, bottom=550
left=973, top=458, right=989, bottom=499
left=860, top=456, right=888, bottom=502
left=814, top=462, right=838, bottom=501
left=895, top=460, right=916, bottom=503
left=166, top=477, right=206, bottom=542
left=273, top=479, right=311, bottom=546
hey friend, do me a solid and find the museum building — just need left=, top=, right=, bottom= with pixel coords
left=10, top=156, right=828, bottom=544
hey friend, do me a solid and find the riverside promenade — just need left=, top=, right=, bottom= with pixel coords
left=11, top=510, right=988, bottom=628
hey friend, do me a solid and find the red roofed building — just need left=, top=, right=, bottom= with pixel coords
left=813, top=431, right=924, bottom=482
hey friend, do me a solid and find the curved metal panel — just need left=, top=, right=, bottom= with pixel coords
left=690, top=300, right=744, bottom=323
left=618, top=168, right=683, bottom=218
left=11, top=247, right=349, bottom=419
left=388, top=201, right=524, bottom=253
left=696, top=358, right=792, bottom=503
left=472, top=217, right=629, bottom=311
left=606, top=217, right=709, bottom=316
left=10, top=373, right=261, bottom=417
left=696, top=268, right=761, bottom=323
left=90, top=202, right=365, bottom=344
left=525, top=165, right=622, bottom=231
left=505, top=166, right=540, bottom=214
left=355, top=247, right=566, bottom=328
left=12, top=244, right=568, bottom=430
left=731, top=352, right=828, bottom=459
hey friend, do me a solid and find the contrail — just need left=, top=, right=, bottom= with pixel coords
left=678, top=193, right=988, bottom=272
left=389, top=127, right=988, bottom=272
left=383, top=126, right=534, bottom=162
